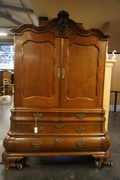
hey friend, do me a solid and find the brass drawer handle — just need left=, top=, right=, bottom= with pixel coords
left=56, top=138, right=64, bottom=142
left=33, top=112, right=43, bottom=118
left=76, top=140, right=86, bottom=148
left=77, top=113, right=86, bottom=119
left=56, top=123, right=64, bottom=129
left=76, top=126, right=85, bottom=133
left=32, top=141, right=42, bottom=147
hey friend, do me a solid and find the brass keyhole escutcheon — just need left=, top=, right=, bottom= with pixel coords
left=56, top=138, right=64, bottom=143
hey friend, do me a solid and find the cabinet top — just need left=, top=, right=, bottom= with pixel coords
left=11, top=10, right=110, bottom=40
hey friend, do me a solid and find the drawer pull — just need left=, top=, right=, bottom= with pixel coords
left=76, top=126, right=85, bottom=133
left=33, top=112, right=43, bottom=118
left=32, top=141, right=42, bottom=147
left=56, top=138, right=64, bottom=143
left=76, top=140, right=86, bottom=148
left=77, top=113, right=86, bottom=119
left=56, top=123, right=64, bottom=129
left=38, top=127, right=42, bottom=132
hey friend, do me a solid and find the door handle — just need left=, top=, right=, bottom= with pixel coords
left=62, top=68, right=65, bottom=79
left=57, top=68, right=65, bottom=79
left=57, top=68, right=61, bottom=79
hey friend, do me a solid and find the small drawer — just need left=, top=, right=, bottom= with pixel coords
left=60, top=113, right=104, bottom=122
left=14, top=112, right=59, bottom=122
left=14, top=136, right=104, bottom=152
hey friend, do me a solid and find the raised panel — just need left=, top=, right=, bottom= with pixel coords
left=22, top=41, right=54, bottom=98
left=61, top=35, right=106, bottom=108
left=67, top=44, right=98, bottom=99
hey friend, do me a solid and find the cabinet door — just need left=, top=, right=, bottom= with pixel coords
left=61, top=34, right=106, bottom=108
left=14, top=32, right=61, bottom=107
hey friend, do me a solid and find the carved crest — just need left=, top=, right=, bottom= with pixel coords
left=57, top=10, right=69, bottom=34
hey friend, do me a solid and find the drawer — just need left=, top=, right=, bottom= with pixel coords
left=14, top=136, right=105, bottom=152
left=60, top=113, right=104, bottom=122
left=14, top=122, right=102, bottom=135
left=14, top=112, right=59, bottom=122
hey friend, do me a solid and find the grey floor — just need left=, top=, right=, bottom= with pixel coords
left=0, top=95, right=120, bottom=180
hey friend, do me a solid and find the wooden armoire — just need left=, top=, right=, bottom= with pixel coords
left=2, top=11, right=112, bottom=169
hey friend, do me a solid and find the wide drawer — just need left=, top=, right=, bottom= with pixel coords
left=14, top=136, right=105, bottom=152
left=14, top=122, right=102, bottom=135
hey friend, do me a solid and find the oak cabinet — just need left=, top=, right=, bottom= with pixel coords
left=2, top=11, right=111, bottom=169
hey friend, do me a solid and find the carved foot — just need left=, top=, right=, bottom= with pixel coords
left=2, top=151, right=26, bottom=170
left=93, top=150, right=113, bottom=167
